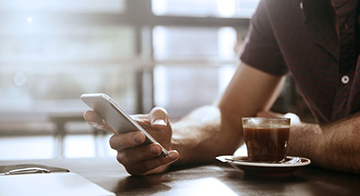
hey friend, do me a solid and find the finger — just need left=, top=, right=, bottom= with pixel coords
left=83, top=111, right=117, bottom=133
left=83, top=110, right=103, bottom=125
left=117, top=143, right=163, bottom=165
left=148, top=107, right=169, bottom=129
left=126, top=150, right=179, bottom=175
left=135, top=118, right=156, bottom=128
left=109, top=131, right=146, bottom=150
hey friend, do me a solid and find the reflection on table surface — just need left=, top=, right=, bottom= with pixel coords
left=1, top=157, right=360, bottom=196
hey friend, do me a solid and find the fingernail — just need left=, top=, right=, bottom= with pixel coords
left=154, top=119, right=167, bottom=126
left=132, top=133, right=143, bottom=144
left=150, top=145, right=160, bottom=155
left=168, top=151, right=178, bottom=160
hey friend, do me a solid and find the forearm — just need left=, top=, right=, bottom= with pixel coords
left=171, top=105, right=243, bottom=165
left=289, top=115, right=360, bottom=173
left=170, top=63, right=285, bottom=165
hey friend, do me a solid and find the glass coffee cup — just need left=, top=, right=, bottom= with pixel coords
left=242, top=117, right=290, bottom=163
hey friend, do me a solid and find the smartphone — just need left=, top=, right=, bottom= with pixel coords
left=80, top=93, right=168, bottom=157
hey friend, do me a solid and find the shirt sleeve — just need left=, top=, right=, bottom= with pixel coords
left=240, top=0, right=288, bottom=76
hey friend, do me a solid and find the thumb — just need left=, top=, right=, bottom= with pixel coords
left=149, top=107, right=170, bottom=129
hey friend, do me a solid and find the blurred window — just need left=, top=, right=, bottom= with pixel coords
left=154, top=65, right=236, bottom=118
left=0, top=26, right=135, bottom=61
left=0, top=0, right=125, bottom=13
left=0, top=65, right=137, bottom=114
left=0, top=0, right=136, bottom=119
left=153, top=26, right=237, bottom=60
left=152, top=0, right=260, bottom=18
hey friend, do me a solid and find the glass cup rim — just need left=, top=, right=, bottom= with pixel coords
left=242, top=117, right=290, bottom=120
left=242, top=117, right=291, bottom=128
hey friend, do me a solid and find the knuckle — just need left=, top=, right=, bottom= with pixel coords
left=151, top=107, right=168, bottom=116
left=142, top=160, right=154, bottom=171
left=117, top=151, right=129, bottom=165
left=116, top=152, right=124, bottom=164
left=121, top=152, right=132, bottom=165
left=154, top=106, right=167, bottom=112
left=123, top=153, right=136, bottom=164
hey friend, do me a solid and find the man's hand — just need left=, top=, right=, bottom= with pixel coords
left=83, top=107, right=179, bottom=175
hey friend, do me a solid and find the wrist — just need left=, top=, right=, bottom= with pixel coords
left=288, top=123, right=324, bottom=161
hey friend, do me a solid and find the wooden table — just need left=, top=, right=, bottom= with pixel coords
left=1, top=158, right=359, bottom=196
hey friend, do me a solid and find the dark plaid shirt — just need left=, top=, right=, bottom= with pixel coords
left=240, top=0, right=360, bottom=124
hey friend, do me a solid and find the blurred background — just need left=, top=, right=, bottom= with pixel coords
left=0, top=0, right=313, bottom=160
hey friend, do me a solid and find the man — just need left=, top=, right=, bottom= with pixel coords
left=84, top=0, right=360, bottom=175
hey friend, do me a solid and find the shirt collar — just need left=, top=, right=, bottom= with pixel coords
left=303, top=0, right=339, bottom=61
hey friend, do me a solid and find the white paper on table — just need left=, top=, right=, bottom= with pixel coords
left=0, top=172, right=115, bottom=196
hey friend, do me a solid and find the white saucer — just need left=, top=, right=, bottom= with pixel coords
left=216, top=155, right=311, bottom=176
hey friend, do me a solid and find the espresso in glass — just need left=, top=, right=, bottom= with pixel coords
left=242, top=118, right=290, bottom=162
